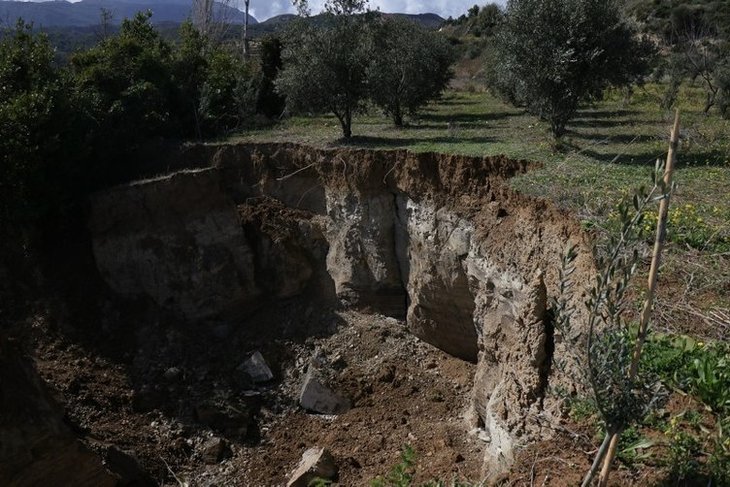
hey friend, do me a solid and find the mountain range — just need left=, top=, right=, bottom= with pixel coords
left=0, top=0, right=258, bottom=27
left=0, top=0, right=445, bottom=31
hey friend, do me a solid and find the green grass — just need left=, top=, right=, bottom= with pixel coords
left=231, top=84, right=729, bottom=230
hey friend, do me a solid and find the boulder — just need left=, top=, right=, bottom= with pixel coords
left=239, top=351, right=274, bottom=383
left=299, top=368, right=350, bottom=415
left=286, top=447, right=337, bottom=487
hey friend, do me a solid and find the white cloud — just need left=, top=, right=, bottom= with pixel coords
left=249, top=0, right=505, bottom=22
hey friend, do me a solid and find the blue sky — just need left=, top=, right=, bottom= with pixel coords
left=249, top=1, right=505, bottom=22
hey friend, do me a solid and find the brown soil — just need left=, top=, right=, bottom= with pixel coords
left=30, top=302, right=485, bottom=486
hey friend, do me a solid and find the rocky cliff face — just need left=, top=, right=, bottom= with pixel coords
left=87, top=143, right=596, bottom=478
left=89, top=169, right=260, bottom=320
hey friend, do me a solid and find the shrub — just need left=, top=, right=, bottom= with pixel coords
left=0, top=20, right=84, bottom=228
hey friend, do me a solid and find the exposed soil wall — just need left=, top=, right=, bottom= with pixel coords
left=85, top=143, right=596, bottom=479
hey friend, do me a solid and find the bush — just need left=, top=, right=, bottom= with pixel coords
left=0, top=20, right=84, bottom=228
left=72, top=12, right=178, bottom=149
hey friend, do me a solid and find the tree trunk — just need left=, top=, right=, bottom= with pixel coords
left=335, top=110, right=352, bottom=138
left=703, top=91, right=715, bottom=114
left=393, top=106, right=403, bottom=127
left=341, top=115, right=352, bottom=138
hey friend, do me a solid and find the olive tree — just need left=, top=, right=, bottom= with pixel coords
left=492, top=0, right=654, bottom=138
left=367, top=17, right=455, bottom=127
left=277, top=0, right=372, bottom=138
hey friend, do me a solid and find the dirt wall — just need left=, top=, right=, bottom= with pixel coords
left=87, top=142, right=597, bottom=478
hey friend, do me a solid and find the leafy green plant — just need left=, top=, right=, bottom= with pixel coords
left=370, top=445, right=416, bottom=487
left=616, top=427, right=655, bottom=465
left=371, top=446, right=484, bottom=487
left=707, top=418, right=730, bottom=485
left=308, top=478, right=333, bottom=487
left=642, top=335, right=730, bottom=415
left=641, top=203, right=730, bottom=252
left=552, top=158, right=676, bottom=485
left=567, top=396, right=598, bottom=422
left=665, top=416, right=703, bottom=481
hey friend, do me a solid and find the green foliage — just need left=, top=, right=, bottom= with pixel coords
left=665, top=421, right=703, bottom=481
left=370, top=446, right=484, bottom=487
left=471, top=4, right=504, bottom=38
left=277, top=7, right=372, bottom=138
left=628, top=0, right=730, bottom=43
left=553, top=170, right=669, bottom=432
left=255, top=35, right=286, bottom=119
left=567, top=396, right=598, bottom=421
left=707, top=417, right=730, bottom=485
left=631, top=0, right=730, bottom=116
left=616, top=427, right=654, bottom=465
left=660, top=411, right=730, bottom=484
left=2, top=14, right=260, bottom=235
left=172, top=21, right=210, bottom=138
left=639, top=203, right=730, bottom=253
left=0, top=20, right=84, bottom=227
left=71, top=11, right=178, bottom=145
left=490, top=0, right=654, bottom=137
left=199, top=47, right=255, bottom=133
left=642, top=335, right=730, bottom=415
left=367, top=17, right=455, bottom=126
left=370, top=445, right=415, bottom=487
left=308, top=478, right=333, bottom=487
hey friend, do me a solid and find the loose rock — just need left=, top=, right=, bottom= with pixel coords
left=200, top=437, right=231, bottom=464
left=239, top=351, right=274, bottom=383
left=286, top=447, right=337, bottom=487
left=299, top=368, right=350, bottom=415
left=163, top=367, right=181, bottom=381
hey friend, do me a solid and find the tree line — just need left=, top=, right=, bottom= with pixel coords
left=3, top=0, right=729, bottom=241
left=0, top=1, right=453, bottom=235
left=478, top=0, right=729, bottom=137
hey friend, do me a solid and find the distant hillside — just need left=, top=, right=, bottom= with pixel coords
left=0, top=0, right=258, bottom=28
left=247, top=11, right=444, bottom=37
left=382, top=12, right=444, bottom=29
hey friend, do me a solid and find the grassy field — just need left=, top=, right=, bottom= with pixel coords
left=233, top=85, right=729, bottom=222
left=233, top=84, right=730, bottom=335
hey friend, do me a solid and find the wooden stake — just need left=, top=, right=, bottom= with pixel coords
left=596, top=110, right=680, bottom=487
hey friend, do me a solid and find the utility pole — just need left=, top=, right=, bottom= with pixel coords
left=243, top=0, right=250, bottom=58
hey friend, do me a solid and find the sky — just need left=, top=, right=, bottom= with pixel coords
left=248, top=1, right=505, bottom=22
